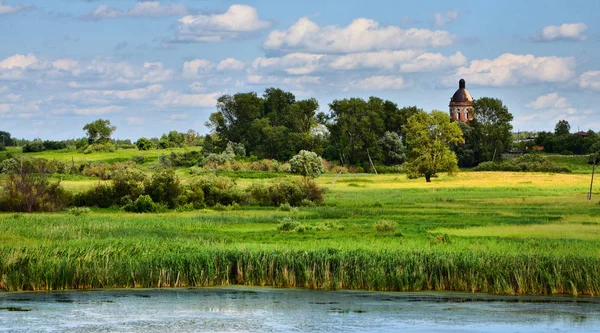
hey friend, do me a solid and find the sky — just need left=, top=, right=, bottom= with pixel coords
left=1, top=0, right=599, bottom=140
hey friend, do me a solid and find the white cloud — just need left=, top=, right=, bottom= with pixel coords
left=0, top=0, right=33, bottom=15
left=217, top=58, right=245, bottom=71
left=82, top=1, right=188, bottom=20
left=52, top=59, right=80, bottom=72
left=434, top=10, right=460, bottom=27
left=182, top=59, right=213, bottom=78
left=525, top=93, right=568, bottom=109
left=264, top=17, right=453, bottom=53
left=155, top=91, right=219, bottom=108
left=81, top=59, right=173, bottom=85
left=535, top=23, right=587, bottom=42
left=172, top=5, right=271, bottom=42
left=127, top=117, right=144, bottom=125
left=0, top=53, right=40, bottom=69
left=400, top=51, right=466, bottom=72
left=449, top=53, right=576, bottom=86
left=69, top=84, right=163, bottom=104
left=330, top=50, right=421, bottom=70
left=579, top=71, right=600, bottom=90
left=252, top=53, right=324, bottom=75
left=74, top=105, right=124, bottom=115
left=347, top=76, right=407, bottom=91
left=6, top=93, right=20, bottom=102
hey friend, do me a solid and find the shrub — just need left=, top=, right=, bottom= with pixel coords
left=247, top=179, right=324, bottom=207
left=22, top=141, right=44, bottom=153
left=278, top=202, right=297, bottom=212
left=123, top=195, right=158, bottom=213
left=190, top=176, right=247, bottom=207
left=374, top=220, right=397, bottom=232
left=290, top=150, right=324, bottom=179
left=0, top=173, right=71, bottom=212
left=0, top=158, right=19, bottom=174
left=144, top=169, right=182, bottom=209
left=135, top=137, right=154, bottom=151
left=0, top=142, right=5, bottom=151
left=472, top=155, right=570, bottom=173
left=83, top=143, right=116, bottom=154
left=74, top=183, right=115, bottom=208
left=112, top=168, right=147, bottom=204
left=67, top=207, right=91, bottom=216
left=277, top=218, right=300, bottom=231
left=132, top=155, right=146, bottom=165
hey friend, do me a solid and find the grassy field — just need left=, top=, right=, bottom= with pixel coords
left=1, top=169, right=600, bottom=295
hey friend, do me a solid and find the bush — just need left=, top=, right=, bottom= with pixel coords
left=290, top=150, right=324, bottom=179
left=472, top=155, right=570, bottom=173
left=135, top=137, right=154, bottom=151
left=278, top=202, right=297, bottom=212
left=83, top=143, right=116, bottom=154
left=374, top=220, right=397, bottom=232
left=0, top=142, right=5, bottom=151
left=132, top=155, right=146, bottom=165
left=277, top=218, right=300, bottom=231
left=22, top=141, right=44, bottom=153
left=144, top=169, right=182, bottom=209
left=189, top=175, right=247, bottom=207
left=247, top=179, right=324, bottom=207
left=74, top=183, right=115, bottom=208
left=0, top=173, right=71, bottom=212
left=112, top=168, right=147, bottom=204
left=123, top=195, right=158, bottom=213
left=67, top=207, right=91, bottom=216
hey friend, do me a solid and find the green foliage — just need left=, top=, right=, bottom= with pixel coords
left=135, top=137, right=154, bottom=151
left=277, top=218, right=300, bottom=231
left=405, top=110, right=463, bottom=182
left=247, top=179, right=324, bottom=206
left=67, top=207, right=91, bottom=216
left=132, top=155, right=145, bottom=165
left=123, top=195, right=158, bottom=213
left=0, top=173, right=71, bottom=212
left=74, top=183, right=115, bottom=208
left=379, top=131, right=406, bottom=165
left=208, top=88, right=321, bottom=161
left=0, top=131, right=16, bottom=146
left=83, top=142, right=116, bottom=154
left=290, top=150, right=324, bottom=179
left=83, top=119, right=116, bottom=144
left=144, top=169, right=182, bottom=209
left=555, top=120, right=571, bottom=136
left=374, top=220, right=397, bottom=232
left=473, top=154, right=570, bottom=173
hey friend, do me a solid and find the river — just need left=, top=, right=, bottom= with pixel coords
left=1, top=287, right=599, bottom=332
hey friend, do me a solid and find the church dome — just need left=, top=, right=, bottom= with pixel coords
left=451, top=79, right=473, bottom=103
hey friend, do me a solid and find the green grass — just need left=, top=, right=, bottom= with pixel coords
left=1, top=171, right=600, bottom=295
left=544, top=154, right=593, bottom=174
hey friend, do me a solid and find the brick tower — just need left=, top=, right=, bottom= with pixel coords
left=449, top=78, right=474, bottom=122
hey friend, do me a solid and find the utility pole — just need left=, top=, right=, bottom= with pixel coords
left=589, top=159, right=597, bottom=200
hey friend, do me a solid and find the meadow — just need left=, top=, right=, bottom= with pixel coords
left=1, top=147, right=599, bottom=296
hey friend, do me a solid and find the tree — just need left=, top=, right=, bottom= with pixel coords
left=135, top=137, right=154, bottom=151
left=290, top=150, right=324, bottom=180
left=83, top=119, right=116, bottom=144
left=404, top=110, right=463, bottom=182
left=379, top=131, right=406, bottom=165
left=0, top=131, right=15, bottom=147
left=555, top=120, right=571, bottom=136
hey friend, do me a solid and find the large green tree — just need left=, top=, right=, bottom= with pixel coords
left=455, top=97, right=513, bottom=166
left=206, top=88, right=320, bottom=160
left=404, top=110, right=463, bottom=182
left=83, top=119, right=116, bottom=144
left=555, top=119, right=571, bottom=136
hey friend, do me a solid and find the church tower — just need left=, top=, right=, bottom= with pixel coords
left=449, top=78, right=474, bottom=122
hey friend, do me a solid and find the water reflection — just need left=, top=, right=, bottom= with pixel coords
left=1, top=288, right=600, bottom=332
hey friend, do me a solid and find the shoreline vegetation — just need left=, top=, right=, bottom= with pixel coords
left=1, top=163, right=599, bottom=295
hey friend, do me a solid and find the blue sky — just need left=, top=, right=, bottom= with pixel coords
left=1, top=0, right=599, bottom=140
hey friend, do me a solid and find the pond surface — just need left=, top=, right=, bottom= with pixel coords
left=1, top=287, right=600, bottom=332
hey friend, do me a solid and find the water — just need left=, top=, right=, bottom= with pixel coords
left=1, top=287, right=600, bottom=332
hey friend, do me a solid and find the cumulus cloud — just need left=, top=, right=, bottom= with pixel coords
left=172, top=5, right=271, bottom=42
left=52, top=58, right=80, bottom=72
left=525, top=93, right=568, bottom=109
left=264, top=17, right=453, bottom=53
left=433, top=10, right=461, bottom=27
left=82, top=1, right=188, bottom=20
left=0, top=0, right=34, bottom=15
left=347, top=76, right=408, bottom=91
left=155, top=91, right=219, bottom=108
left=448, top=53, right=576, bottom=86
left=534, top=23, right=587, bottom=42
left=217, top=58, right=245, bottom=71
left=330, top=50, right=421, bottom=70
left=400, top=51, right=466, bottom=72
left=579, top=71, right=600, bottom=90
left=182, top=59, right=213, bottom=78
left=170, top=114, right=189, bottom=120
left=252, top=53, right=324, bottom=75
left=0, top=53, right=40, bottom=70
